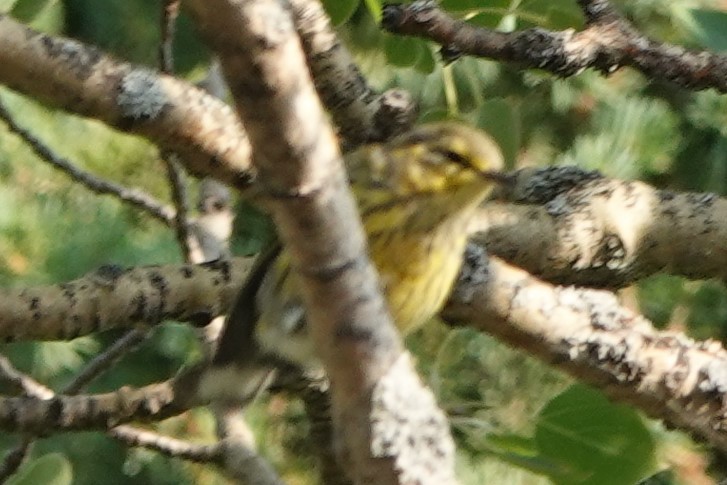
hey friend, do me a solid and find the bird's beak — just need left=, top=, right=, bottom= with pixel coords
left=478, top=170, right=513, bottom=186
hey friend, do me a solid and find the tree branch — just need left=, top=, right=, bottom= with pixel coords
left=289, top=0, right=417, bottom=145
left=109, top=422, right=284, bottom=484
left=271, top=367, right=352, bottom=485
left=157, top=0, right=198, bottom=263
left=382, top=0, right=727, bottom=92
left=0, top=379, right=181, bottom=433
left=0, top=355, right=53, bottom=400
left=0, top=437, right=31, bottom=482
left=2, top=167, right=724, bottom=341
left=63, top=329, right=148, bottom=395
left=0, top=258, right=250, bottom=342
left=444, top=247, right=727, bottom=453
left=183, top=0, right=456, bottom=482
left=162, top=152, right=196, bottom=261
left=474, top=167, right=727, bottom=288
left=109, top=425, right=221, bottom=463
left=3, top=244, right=727, bottom=452
left=0, top=97, right=176, bottom=225
left=0, top=14, right=254, bottom=188
left=159, top=0, right=180, bottom=75
left=208, top=405, right=285, bottom=485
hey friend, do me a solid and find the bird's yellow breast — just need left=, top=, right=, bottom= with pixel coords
left=252, top=122, right=503, bottom=368
left=367, top=216, right=471, bottom=335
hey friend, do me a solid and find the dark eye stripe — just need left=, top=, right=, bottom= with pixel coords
left=434, top=147, right=470, bottom=168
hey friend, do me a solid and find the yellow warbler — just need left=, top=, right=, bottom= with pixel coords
left=203, top=122, right=504, bottom=398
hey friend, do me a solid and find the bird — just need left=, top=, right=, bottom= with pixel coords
left=198, top=122, right=505, bottom=402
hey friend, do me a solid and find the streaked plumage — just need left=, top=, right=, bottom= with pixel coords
left=254, top=122, right=504, bottom=367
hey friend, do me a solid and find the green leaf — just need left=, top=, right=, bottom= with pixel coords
left=468, top=12, right=506, bottom=29
left=11, top=0, right=53, bottom=20
left=687, top=90, right=727, bottom=137
left=545, top=5, right=584, bottom=30
left=233, top=199, right=277, bottom=256
left=463, top=0, right=512, bottom=29
left=414, top=44, right=437, bottom=74
left=487, top=433, right=538, bottom=455
left=64, top=0, right=207, bottom=71
left=440, top=0, right=479, bottom=12
left=418, top=109, right=450, bottom=124
left=8, top=453, right=73, bottom=485
left=0, top=0, right=19, bottom=13
left=384, top=34, right=422, bottom=67
left=637, top=275, right=686, bottom=328
left=462, top=431, right=571, bottom=478
left=518, top=0, right=584, bottom=30
left=686, top=8, right=727, bottom=52
left=363, top=0, right=382, bottom=23
left=535, top=384, right=656, bottom=485
left=11, top=0, right=64, bottom=33
left=346, top=4, right=384, bottom=51
left=476, top=98, right=521, bottom=168
left=687, top=281, right=727, bottom=341
left=690, top=9, right=727, bottom=51
left=322, top=0, right=359, bottom=26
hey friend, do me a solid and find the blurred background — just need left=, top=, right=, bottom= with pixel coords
left=0, top=0, right=726, bottom=483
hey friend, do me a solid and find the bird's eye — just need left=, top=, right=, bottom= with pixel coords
left=437, top=148, right=470, bottom=167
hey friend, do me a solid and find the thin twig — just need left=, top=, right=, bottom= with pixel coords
left=159, top=0, right=180, bottom=75
left=162, top=153, right=197, bottom=262
left=0, top=357, right=50, bottom=480
left=108, top=425, right=222, bottom=463
left=0, top=328, right=148, bottom=480
left=0, top=355, right=53, bottom=400
left=0, top=438, right=32, bottom=483
left=158, top=0, right=197, bottom=263
left=0, top=99, right=175, bottom=224
left=63, top=329, right=148, bottom=395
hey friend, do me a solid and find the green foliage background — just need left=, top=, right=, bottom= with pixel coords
left=0, top=0, right=725, bottom=483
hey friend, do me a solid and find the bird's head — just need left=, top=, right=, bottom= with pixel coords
left=366, top=122, right=506, bottom=198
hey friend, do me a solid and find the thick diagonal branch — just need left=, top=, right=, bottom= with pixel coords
left=184, top=0, right=457, bottom=483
